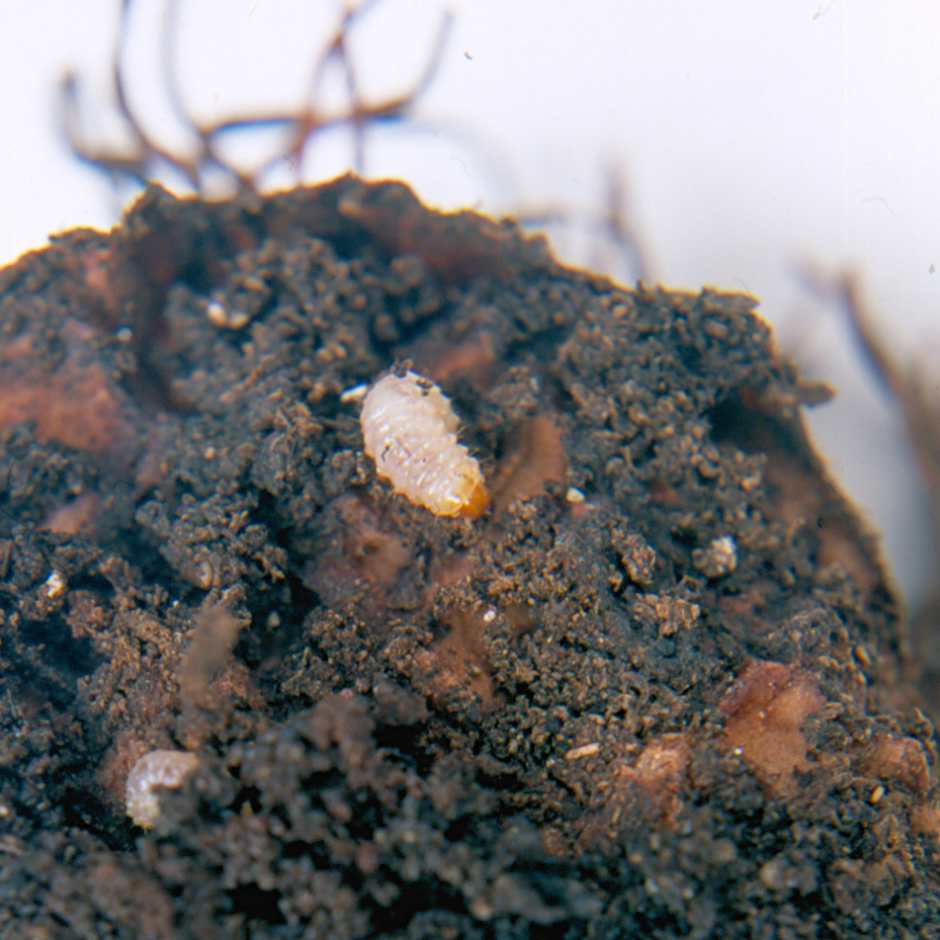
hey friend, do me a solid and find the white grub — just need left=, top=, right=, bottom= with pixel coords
left=361, top=370, right=489, bottom=518
left=125, top=749, right=200, bottom=828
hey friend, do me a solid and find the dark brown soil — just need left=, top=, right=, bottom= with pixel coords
left=0, top=175, right=936, bottom=938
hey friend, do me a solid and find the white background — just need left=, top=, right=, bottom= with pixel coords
left=2, top=0, right=939, bottom=606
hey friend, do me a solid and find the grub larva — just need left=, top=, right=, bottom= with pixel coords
left=125, top=749, right=200, bottom=828
left=361, top=370, right=490, bottom=518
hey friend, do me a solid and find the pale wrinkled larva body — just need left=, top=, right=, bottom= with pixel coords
left=361, top=371, right=490, bottom=518
left=125, top=749, right=200, bottom=828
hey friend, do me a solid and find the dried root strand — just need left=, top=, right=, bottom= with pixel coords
left=62, top=0, right=452, bottom=197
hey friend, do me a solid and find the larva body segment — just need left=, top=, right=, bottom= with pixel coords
left=361, top=371, right=490, bottom=518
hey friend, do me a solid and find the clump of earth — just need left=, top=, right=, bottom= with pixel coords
left=0, top=176, right=936, bottom=938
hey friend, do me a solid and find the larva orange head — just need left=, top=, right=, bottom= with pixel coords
left=459, top=477, right=491, bottom=519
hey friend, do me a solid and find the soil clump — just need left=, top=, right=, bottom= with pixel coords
left=0, top=175, right=937, bottom=938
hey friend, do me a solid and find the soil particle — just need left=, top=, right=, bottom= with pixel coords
left=0, top=175, right=937, bottom=937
